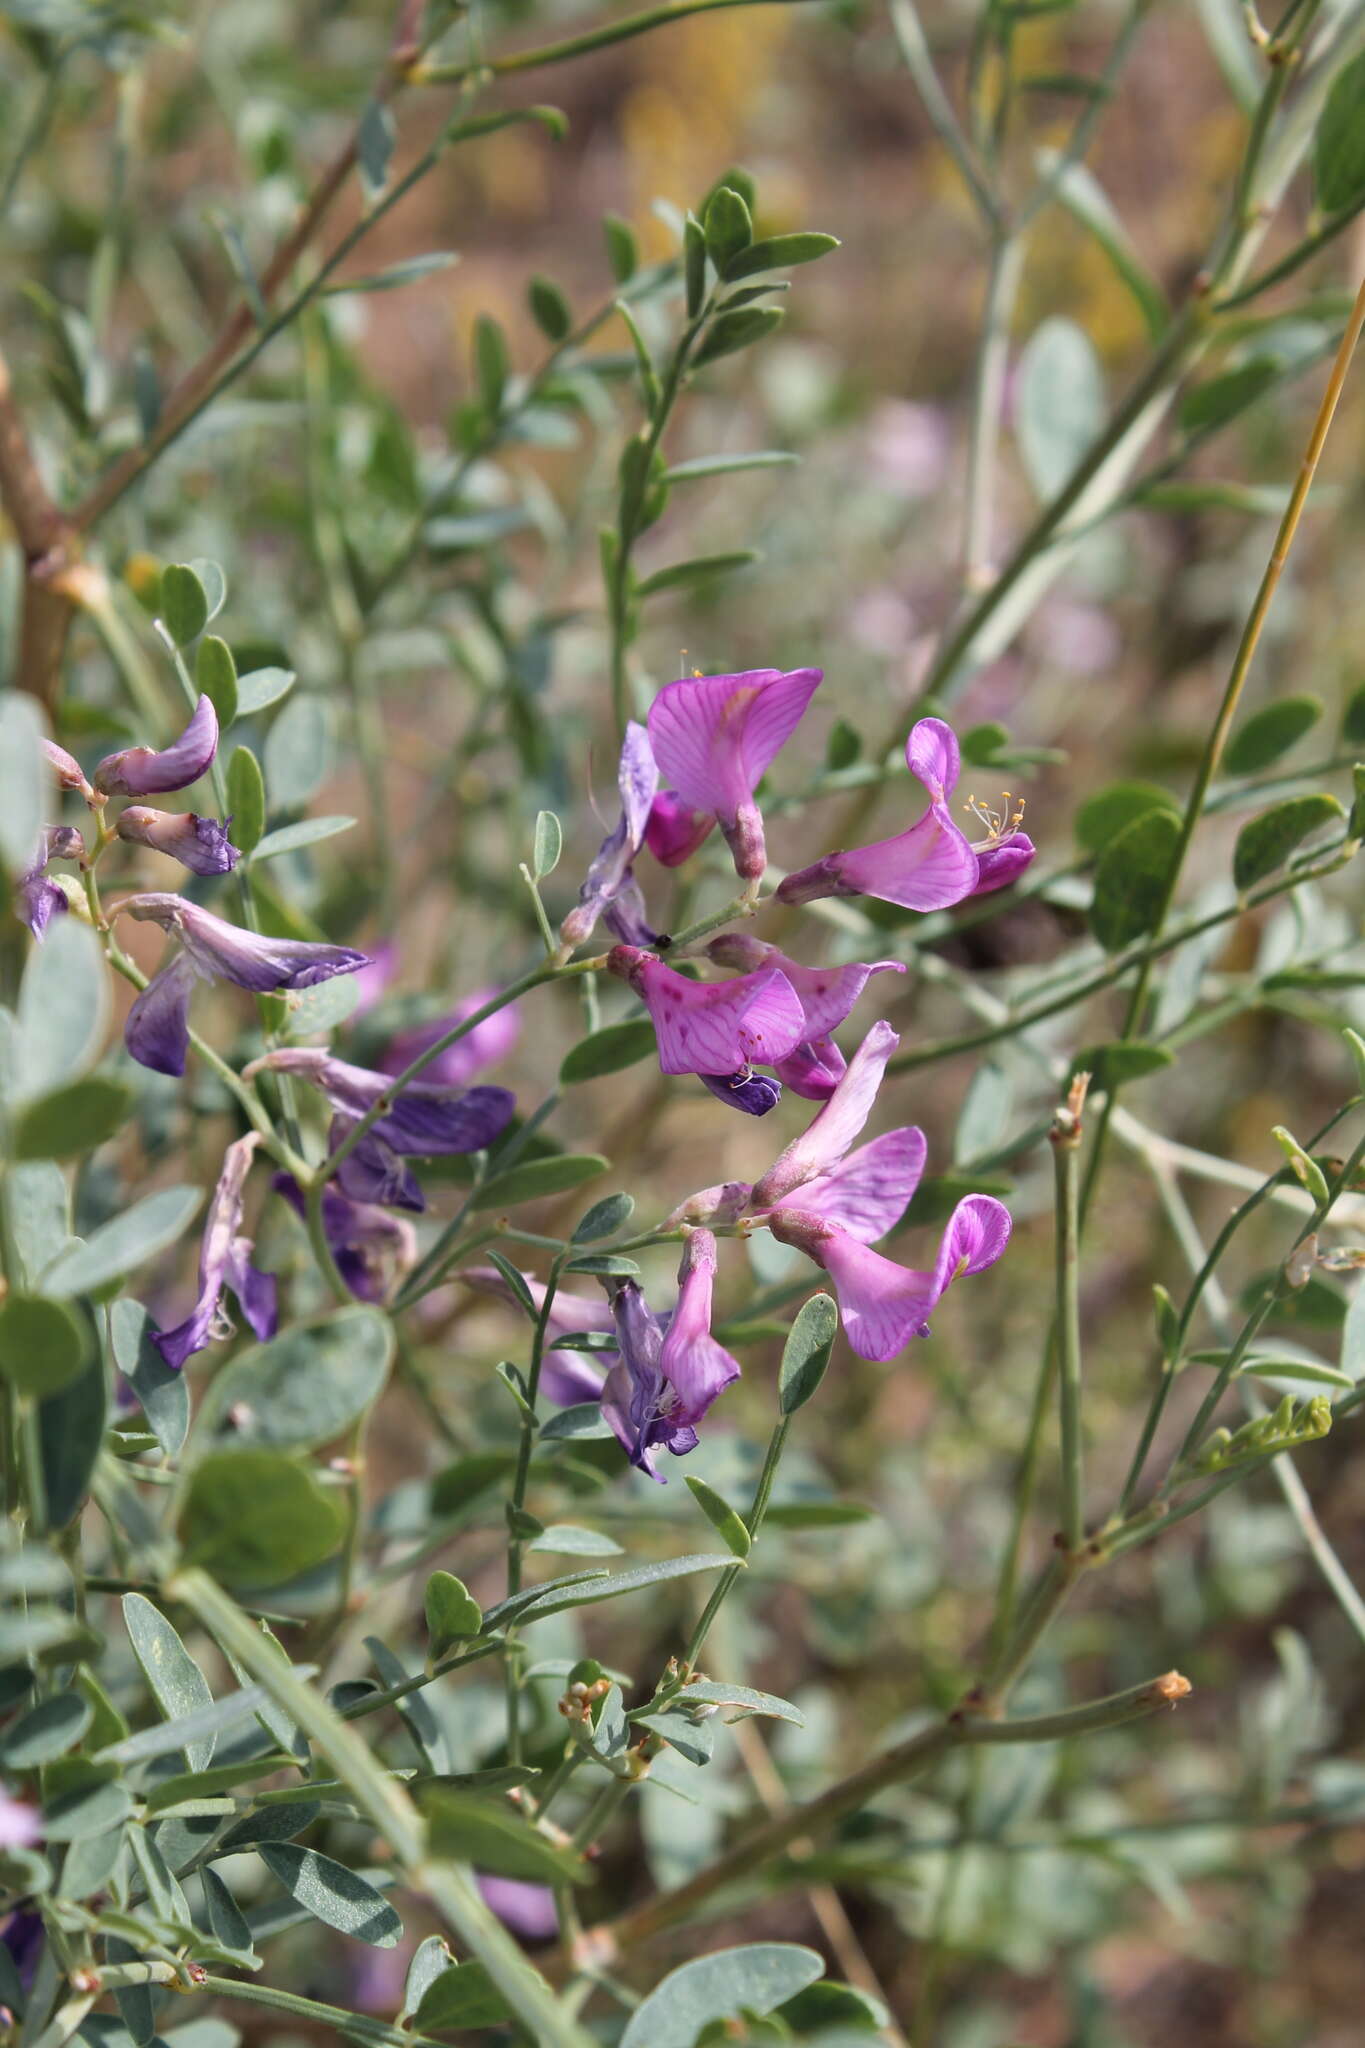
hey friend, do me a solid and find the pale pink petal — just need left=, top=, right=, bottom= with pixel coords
left=929, top=1194, right=1012, bottom=1294
left=792, top=1127, right=927, bottom=1243
left=906, top=717, right=961, bottom=800
left=659, top=1229, right=741, bottom=1424
left=751, top=1021, right=900, bottom=1207
left=647, top=669, right=821, bottom=824
left=819, top=804, right=980, bottom=912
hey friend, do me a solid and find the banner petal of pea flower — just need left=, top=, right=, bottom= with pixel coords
left=647, top=666, right=823, bottom=880
left=708, top=933, right=905, bottom=1101
left=94, top=694, right=220, bottom=797
left=153, top=1133, right=277, bottom=1369
left=608, top=943, right=806, bottom=1083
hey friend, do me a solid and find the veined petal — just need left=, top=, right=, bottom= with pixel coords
left=274, top=1174, right=416, bottom=1304
left=783, top=1127, right=927, bottom=1244
left=251, top=1046, right=514, bottom=1156
left=124, top=953, right=199, bottom=1077
left=751, top=1020, right=900, bottom=1208
left=644, top=791, right=714, bottom=866
left=647, top=668, right=821, bottom=824
left=659, top=1229, right=740, bottom=1426
left=94, top=695, right=219, bottom=797
left=806, top=1225, right=938, bottom=1362
left=560, top=724, right=661, bottom=949
left=929, top=1193, right=1012, bottom=1295
left=153, top=1134, right=267, bottom=1368
left=708, top=935, right=905, bottom=1040
left=117, top=807, right=240, bottom=876
left=782, top=804, right=980, bottom=912
left=906, top=717, right=961, bottom=801
left=699, top=1069, right=783, bottom=1116
left=124, top=895, right=369, bottom=994
left=609, top=947, right=805, bottom=1076
left=771, top=1038, right=845, bottom=1100
left=331, top=1121, right=426, bottom=1212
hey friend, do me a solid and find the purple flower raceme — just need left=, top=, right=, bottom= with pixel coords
left=601, top=1229, right=739, bottom=1480
left=17, top=826, right=83, bottom=940
left=273, top=1175, right=416, bottom=1305
left=378, top=988, right=521, bottom=1090
left=607, top=943, right=806, bottom=1117
left=93, top=694, right=220, bottom=797
left=119, top=894, right=370, bottom=1077
left=153, top=1133, right=277, bottom=1370
left=463, top=1266, right=616, bottom=1406
left=559, top=722, right=660, bottom=951
left=707, top=933, right=905, bottom=1101
left=116, top=806, right=239, bottom=877
left=646, top=666, right=823, bottom=881
left=777, top=717, right=1035, bottom=910
left=248, top=1047, right=515, bottom=1213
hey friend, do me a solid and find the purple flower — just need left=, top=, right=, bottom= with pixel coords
left=607, top=944, right=805, bottom=1081
left=769, top=1193, right=1011, bottom=1361
left=476, top=1875, right=558, bottom=1942
left=16, top=826, right=83, bottom=940
left=463, top=1265, right=617, bottom=1406
left=1, top=1908, right=45, bottom=1998
left=94, top=695, right=219, bottom=797
left=601, top=1230, right=739, bottom=1480
left=153, top=1134, right=277, bottom=1369
left=378, top=989, right=521, bottom=1090
left=644, top=789, right=715, bottom=868
left=42, top=739, right=96, bottom=805
left=120, top=894, right=369, bottom=1077
left=707, top=934, right=905, bottom=1102
left=273, top=1175, right=416, bottom=1304
left=647, top=667, right=823, bottom=881
left=699, top=1070, right=783, bottom=1117
left=777, top=718, right=1035, bottom=911
left=249, top=1047, right=515, bottom=1215
left=116, top=806, right=239, bottom=876
left=559, top=723, right=660, bottom=951
left=750, top=1020, right=901, bottom=1210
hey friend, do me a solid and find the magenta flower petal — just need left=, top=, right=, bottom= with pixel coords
left=608, top=945, right=805, bottom=1077
left=476, top=1875, right=558, bottom=1942
left=601, top=1234, right=737, bottom=1479
left=561, top=723, right=661, bottom=949
left=789, top=1126, right=928, bottom=1244
left=971, top=832, right=1036, bottom=896
left=380, top=989, right=521, bottom=1089
left=644, top=790, right=715, bottom=867
left=751, top=1020, right=900, bottom=1209
left=771, top=1037, right=845, bottom=1100
left=153, top=1134, right=277, bottom=1369
left=906, top=716, right=961, bottom=799
left=94, top=695, right=219, bottom=797
left=117, top=806, right=240, bottom=876
left=647, top=667, right=822, bottom=879
left=659, top=1228, right=740, bottom=1422
left=124, top=953, right=199, bottom=1077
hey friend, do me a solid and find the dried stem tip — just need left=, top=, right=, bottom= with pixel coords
left=1051, top=1069, right=1091, bottom=1147
left=1151, top=1670, right=1192, bottom=1706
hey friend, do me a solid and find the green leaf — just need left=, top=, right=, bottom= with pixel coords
left=43, top=1184, right=202, bottom=1299
left=403, top=1936, right=454, bottom=2021
left=0, top=1693, right=92, bottom=1766
left=1074, top=779, right=1179, bottom=854
left=620, top=1945, right=825, bottom=2048
left=263, top=693, right=335, bottom=810
left=561, top=1251, right=640, bottom=1277
left=225, top=746, right=266, bottom=856
left=1314, top=47, right=1365, bottom=213
left=189, top=558, right=227, bottom=622
left=1016, top=315, right=1105, bottom=500
left=202, top=1307, right=394, bottom=1451
left=1069, top=1042, right=1174, bottom=1094
left=0, top=1295, right=88, bottom=1396
left=357, top=97, right=396, bottom=199
left=779, top=1293, right=838, bottom=1414
left=43, top=1771, right=133, bottom=1841
left=250, top=815, right=356, bottom=862
left=1090, top=807, right=1180, bottom=952
left=703, top=185, right=753, bottom=269
left=417, top=1787, right=588, bottom=1886
left=685, top=1475, right=751, bottom=1558
left=178, top=1450, right=347, bottom=1588
left=604, top=213, right=637, bottom=282
left=636, top=550, right=758, bottom=598
left=0, top=693, right=45, bottom=878
left=537, top=1402, right=615, bottom=1442
left=1179, top=357, right=1279, bottom=434
left=826, top=717, right=861, bottom=769
left=1034, top=149, right=1167, bottom=339
left=123, top=1590, right=217, bottom=1770
left=692, top=305, right=784, bottom=366
left=234, top=667, right=296, bottom=716
left=560, top=1020, right=657, bottom=1084
left=474, top=314, right=508, bottom=414
left=532, top=809, right=562, bottom=879
left=413, top=1961, right=511, bottom=2032
left=471, top=1153, right=607, bottom=1211
left=424, top=1570, right=484, bottom=1656
left=424, top=508, right=533, bottom=553
left=109, top=1298, right=190, bottom=1457
left=672, top=1681, right=804, bottom=1725
left=683, top=210, right=707, bottom=318
left=1233, top=793, right=1344, bottom=890
left=196, top=637, right=238, bottom=727
left=482, top=1553, right=734, bottom=1630
left=96, top=1681, right=277, bottom=1765
left=160, top=564, right=209, bottom=646
left=13, top=1074, right=132, bottom=1160
left=663, top=450, right=798, bottom=483
left=777, top=1980, right=888, bottom=2033
left=572, top=1192, right=634, bottom=1243
left=39, top=1343, right=106, bottom=1525
left=1224, top=695, right=1323, bottom=774
left=15, top=916, right=109, bottom=1103
left=527, top=1525, right=624, bottom=1557
left=528, top=274, right=572, bottom=341
left=325, top=251, right=459, bottom=297
left=260, top=1844, right=402, bottom=1947
left=1342, top=682, right=1365, bottom=745
left=722, top=231, right=839, bottom=279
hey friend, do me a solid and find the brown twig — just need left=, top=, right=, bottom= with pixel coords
left=0, top=341, right=75, bottom=703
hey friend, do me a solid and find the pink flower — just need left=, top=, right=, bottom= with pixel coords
left=647, top=667, right=823, bottom=881
left=770, top=1194, right=1011, bottom=1361
left=750, top=1021, right=901, bottom=1209
left=776, top=717, right=1034, bottom=911
left=607, top=944, right=805, bottom=1082
left=601, top=1229, right=740, bottom=1479
left=644, top=789, right=715, bottom=867
left=707, top=935, right=904, bottom=1101
left=0, top=1791, right=41, bottom=1853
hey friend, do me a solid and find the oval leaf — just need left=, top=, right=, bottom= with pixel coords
left=203, top=1307, right=394, bottom=1451
left=685, top=1475, right=751, bottom=1558
left=560, top=1021, right=657, bottom=1085
left=0, top=1294, right=88, bottom=1396
left=1224, top=695, right=1323, bottom=775
left=258, top=1844, right=402, bottom=1947
left=1090, top=808, right=1180, bottom=952
left=470, top=1154, right=607, bottom=1211
left=178, top=1449, right=347, bottom=1589
left=1233, top=794, right=1344, bottom=891
left=620, top=1945, right=825, bottom=2048
left=42, top=1185, right=202, bottom=1300
left=779, top=1293, right=839, bottom=1415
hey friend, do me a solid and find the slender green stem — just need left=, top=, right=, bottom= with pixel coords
left=886, top=0, right=1000, bottom=227
left=504, top=1252, right=566, bottom=1763
left=682, top=1415, right=789, bottom=1672
left=418, top=0, right=823, bottom=84
left=960, top=234, right=1025, bottom=585
left=1052, top=1096, right=1086, bottom=1553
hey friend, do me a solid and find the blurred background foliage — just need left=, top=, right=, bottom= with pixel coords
left=4, top=0, right=1365, bottom=2040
